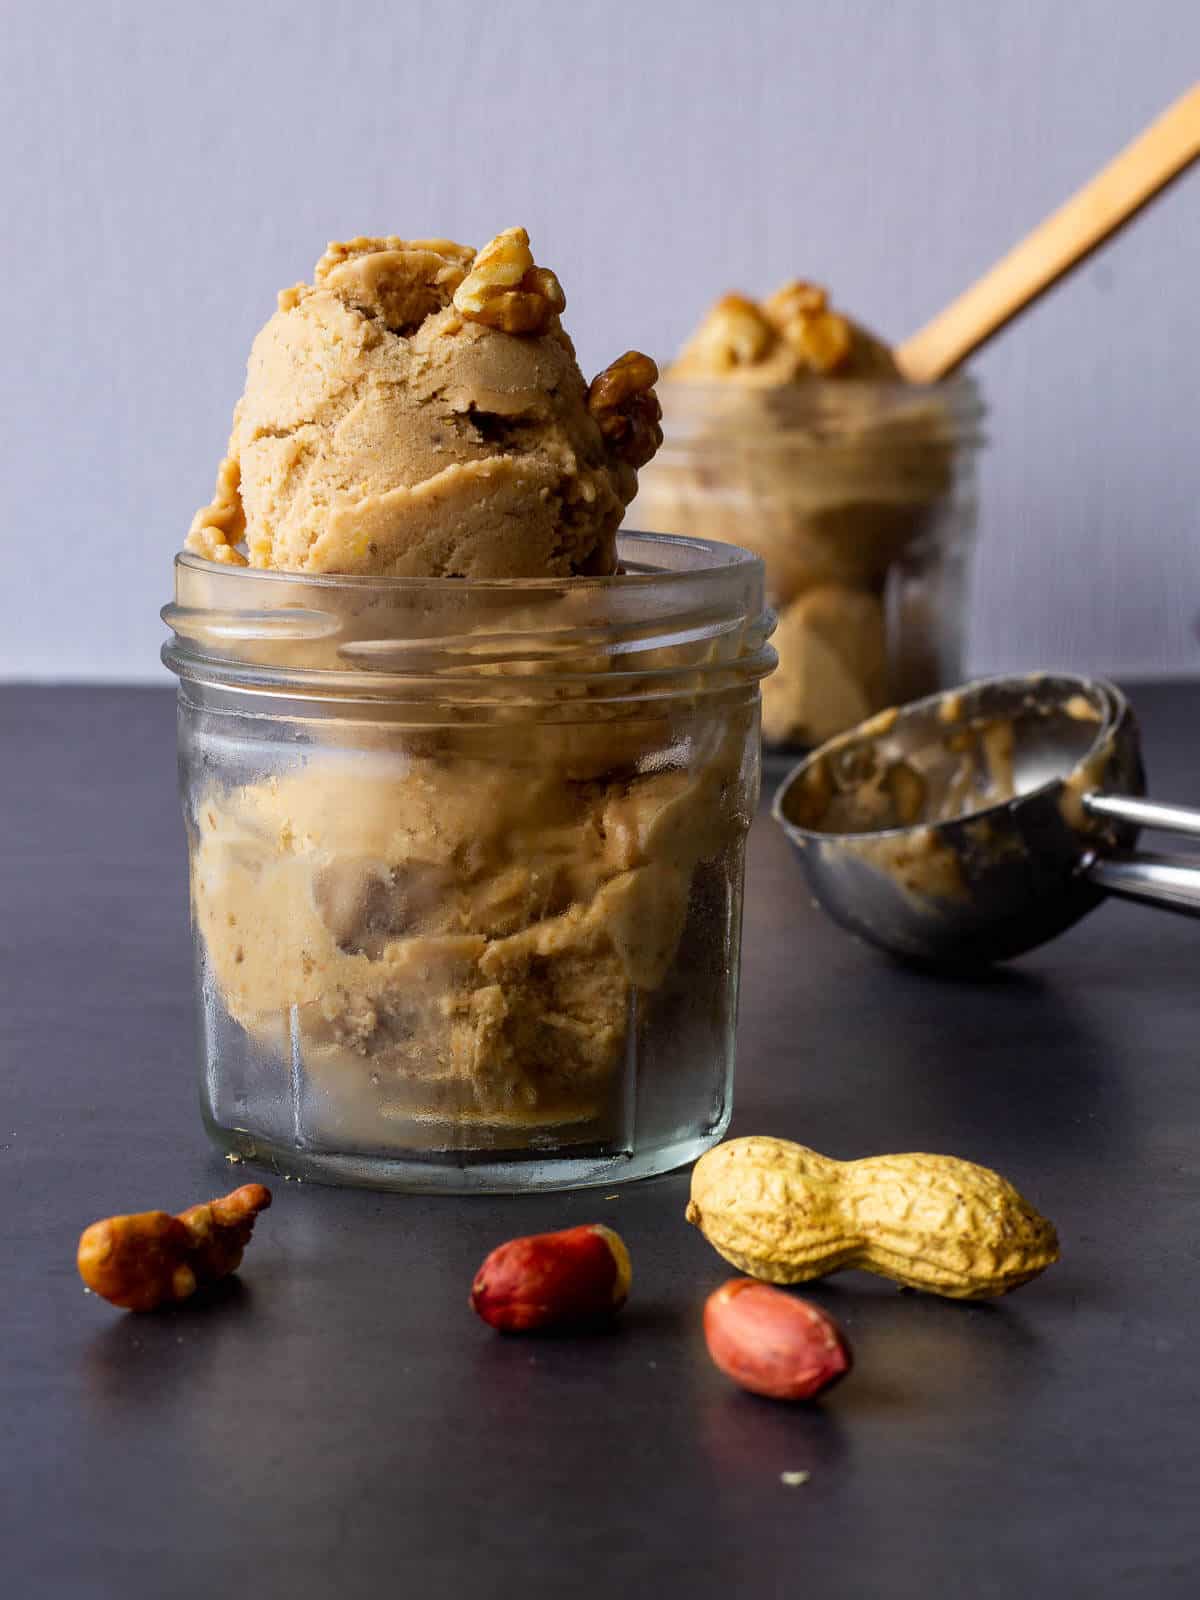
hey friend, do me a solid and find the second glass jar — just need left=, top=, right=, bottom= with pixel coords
left=632, top=377, right=986, bottom=749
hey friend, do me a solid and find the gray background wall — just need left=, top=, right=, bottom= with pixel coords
left=2, top=0, right=1197, bottom=683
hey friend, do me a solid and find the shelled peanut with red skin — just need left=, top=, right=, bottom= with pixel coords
left=471, top=1224, right=632, bottom=1332
left=703, top=1279, right=852, bottom=1401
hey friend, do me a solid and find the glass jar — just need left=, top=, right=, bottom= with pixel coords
left=162, top=533, right=775, bottom=1193
left=632, top=377, right=985, bottom=750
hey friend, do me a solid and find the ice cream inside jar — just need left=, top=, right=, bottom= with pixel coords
left=632, top=282, right=985, bottom=749
left=165, top=228, right=775, bottom=1193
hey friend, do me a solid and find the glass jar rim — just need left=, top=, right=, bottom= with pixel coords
left=170, top=528, right=763, bottom=593
left=162, top=530, right=777, bottom=706
left=650, top=371, right=986, bottom=451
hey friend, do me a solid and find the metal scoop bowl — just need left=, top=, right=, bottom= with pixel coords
left=772, top=673, right=1200, bottom=968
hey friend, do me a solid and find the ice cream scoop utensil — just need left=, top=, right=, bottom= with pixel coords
left=773, top=674, right=1200, bottom=967
left=896, top=83, right=1200, bottom=383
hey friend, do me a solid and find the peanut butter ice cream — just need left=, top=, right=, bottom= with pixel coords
left=635, top=280, right=970, bottom=748
left=760, top=586, right=887, bottom=748
left=191, top=751, right=736, bottom=1134
left=187, top=229, right=658, bottom=578
left=177, top=229, right=762, bottom=1157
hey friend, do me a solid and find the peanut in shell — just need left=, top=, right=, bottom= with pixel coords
left=686, top=1137, right=1058, bottom=1300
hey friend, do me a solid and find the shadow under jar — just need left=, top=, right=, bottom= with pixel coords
left=632, top=377, right=985, bottom=750
left=162, top=533, right=776, bottom=1193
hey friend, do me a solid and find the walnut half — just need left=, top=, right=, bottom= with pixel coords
left=763, top=280, right=853, bottom=374
left=671, top=293, right=777, bottom=375
left=588, top=351, right=663, bottom=469
left=453, top=227, right=566, bottom=336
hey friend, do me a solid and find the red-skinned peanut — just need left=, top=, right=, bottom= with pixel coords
left=703, top=1278, right=852, bottom=1401
left=471, top=1224, right=632, bottom=1332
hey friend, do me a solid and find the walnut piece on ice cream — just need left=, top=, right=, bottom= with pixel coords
left=452, top=226, right=566, bottom=335
left=679, top=294, right=776, bottom=372
left=588, top=351, right=664, bottom=470
left=762, top=280, right=854, bottom=374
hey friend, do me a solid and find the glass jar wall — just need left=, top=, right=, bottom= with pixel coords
left=632, top=378, right=985, bottom=749
left=162, top=534, right=775, bottom=1192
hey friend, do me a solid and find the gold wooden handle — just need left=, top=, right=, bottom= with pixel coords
left=895, top=82, right=1200, bottom=384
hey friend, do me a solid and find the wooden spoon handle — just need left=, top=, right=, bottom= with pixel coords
left=895, top=82, right=1200, bottom=384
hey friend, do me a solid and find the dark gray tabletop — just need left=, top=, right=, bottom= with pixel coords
left=4, top=682, right=1199, bottom=1599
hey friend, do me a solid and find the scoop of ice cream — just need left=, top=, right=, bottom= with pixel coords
left=648, top=282, right=944, bottom=601
left=187, top=229, right=660, bottom=578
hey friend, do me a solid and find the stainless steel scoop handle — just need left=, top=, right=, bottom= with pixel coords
left=1083, top=792, right=1200, bottom=838
left=1084, top=851, right=1200, bottom=918
left=1080, top=792, right=1200, bottom=918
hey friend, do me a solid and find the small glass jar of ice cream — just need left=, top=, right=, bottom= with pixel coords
left=163, top=231, right=775, bottom=1192
left=632, top=284, right=985, bottom=748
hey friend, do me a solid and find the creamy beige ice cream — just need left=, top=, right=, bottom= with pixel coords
left=187, top=229, right=658, bottom=579
left=760, top=585, right=887, bottom=747
left=180, top=229, right=755, bottom=1145
left=191, top=751, right=736, bottom=1132
left=635, top=281, right=957, bottom=748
